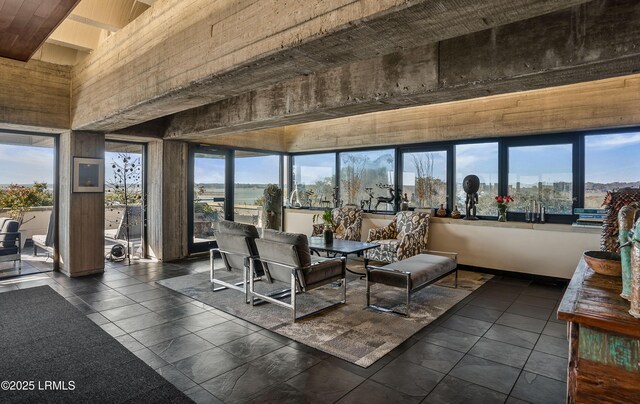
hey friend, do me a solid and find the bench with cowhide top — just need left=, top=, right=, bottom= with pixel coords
left=366, top=251, right=458, bottom=317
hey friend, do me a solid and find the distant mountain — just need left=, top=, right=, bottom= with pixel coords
left=586, top=181, right=640, bottom=192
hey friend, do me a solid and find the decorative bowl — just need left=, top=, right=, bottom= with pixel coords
left=583, top=251, right=622, bottom=276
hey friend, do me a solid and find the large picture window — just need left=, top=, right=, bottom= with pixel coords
left=234, top=151, right=280, bottom=227
left=402, top=150, right=447, bottom=209
left=340, top=149, right=395, bottom=210
left=508, top=144, right=573, bottom=214
left=291, top=153, right=336, bottom=208
left=455, top=143, right=499, bottom=216
left=585, top=133, right=640, bottom=208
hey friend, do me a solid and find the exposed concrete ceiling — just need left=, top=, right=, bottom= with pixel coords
left=70, top=0, right=593, bottom=133
left=156, top=0, right=640, bottom=141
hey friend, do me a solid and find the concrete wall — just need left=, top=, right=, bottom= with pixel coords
left=285, top=209, right=600, bottom=279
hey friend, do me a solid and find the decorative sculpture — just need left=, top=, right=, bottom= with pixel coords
left=332, top=186, right=342, bottom=208
left=463, top=175, right=480, bottom=220
left=601, top=187, right=640, bottom=252
left=374, top=184, right=395, bottom=210
left=303, top=189, right=315, bottom=208
left=289, top=182, right=301, bottom=208
left=360, top=187, right=374, bottom=211
left=261, top=184, right=282, bottom=230
left=620, top=203, right=640, bottom=300
left=628, top=216, right=640, bottom=318
left=400, top=193, right=410, bottom=211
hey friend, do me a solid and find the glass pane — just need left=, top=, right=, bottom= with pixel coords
left=340, top=149, right=395, bottom=211
left=455, top=143, right=498, bottom=216
left=402, top=150, right=447, bottom=209
left=193, top=152, right=226, bottom=243
left=292, top=153, right=336, bottom=208
left=234, top=152, right=281, bottom=229
left=508, top=144, right=573, bottom=214
left=585, top=133, right=640, bottom=208
left=0, top=133, right=55, bottom=277
left=105, top=142, right=145, bottom=262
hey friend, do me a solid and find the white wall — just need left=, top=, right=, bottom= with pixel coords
left=285, top=209, right=600, bottom=279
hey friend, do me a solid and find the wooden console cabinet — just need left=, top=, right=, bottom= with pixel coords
left=558, top=260, right=640, bottom=403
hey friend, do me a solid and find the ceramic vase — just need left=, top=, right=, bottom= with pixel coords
left=451, top=205, right=461, bottom=219
left=619, top=203, right=639, bottom=300
left=437, top=204, right=447, bottom=217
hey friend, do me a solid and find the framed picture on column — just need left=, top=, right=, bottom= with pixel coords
left=73, top=157, right=104, bottom=193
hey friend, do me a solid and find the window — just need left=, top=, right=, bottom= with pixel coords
left=455, top=143, right=498, bottom=216
left=234, top=151, right=281, bottom=227
left=340, top=149, right=395, bottom=210
left=291, top=153, right=336, bottom=208
left=192, top=151, right=226, bottom=244
left=508, top=144, right=573, bottom=214
left=402, top=150, right=447, bottom=209
left=585, top=133, right=640, bottom=208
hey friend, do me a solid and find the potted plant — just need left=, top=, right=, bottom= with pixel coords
left=314, top=208, right=334, bottom=244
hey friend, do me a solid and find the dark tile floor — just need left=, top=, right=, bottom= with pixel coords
left=0, top=258, right=569, bottom=404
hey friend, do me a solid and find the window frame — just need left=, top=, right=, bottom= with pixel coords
left=501, top=135, right=579, bottom=224
left=285, top=127, right=640, bottom=224
left=398, top=144, right=453, bottom=212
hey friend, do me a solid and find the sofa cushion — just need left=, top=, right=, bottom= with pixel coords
left=370, top=254, right=456, bottom=290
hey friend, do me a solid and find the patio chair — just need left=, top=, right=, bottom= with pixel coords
left=251, top=229, right=346, bottom=322
left=312, top=206, right=363, bottom=241
left=33, top=210, right=54, bottom=257
left=0, top=219, right=21, bottom=267
left=364, top=211, right=430, bottom=263
left=210, top=220, right=271, bottom=303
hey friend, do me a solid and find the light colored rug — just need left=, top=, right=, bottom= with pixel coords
left=158, top=263, right=491, bottom=368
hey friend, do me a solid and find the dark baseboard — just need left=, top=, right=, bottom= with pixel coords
left=458, top=264, right=569, bottom=286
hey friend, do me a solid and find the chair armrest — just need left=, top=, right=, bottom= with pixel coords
left=367, top=224, right=394, bottom=242
left=422, top=249, right=458, bottom=263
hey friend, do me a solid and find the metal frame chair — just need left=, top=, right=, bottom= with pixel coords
left=250, top=238, right=347, bottom=322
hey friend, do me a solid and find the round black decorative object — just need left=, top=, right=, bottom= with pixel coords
left=107, top=243, right=126, bottom=262
left=463, top=175, right=480, bottom=221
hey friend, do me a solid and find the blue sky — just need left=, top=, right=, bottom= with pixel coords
left=194, top=154, right=280, bottom=184
left=585, top=133, right=640, bottom=183
left=0, top=145, right=54, bottom=184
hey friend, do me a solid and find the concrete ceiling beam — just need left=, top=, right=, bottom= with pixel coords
left=162, top=0, right=640, bottom=140
left=70, top=0, right=590, bottom=132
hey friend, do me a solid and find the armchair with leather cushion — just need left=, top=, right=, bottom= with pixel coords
left=311, top=206, right=363, bottom=241
left=364, top=211, right=429, bottom=263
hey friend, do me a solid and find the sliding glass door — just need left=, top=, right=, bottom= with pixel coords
left=189, top=148, right=232, bottom=253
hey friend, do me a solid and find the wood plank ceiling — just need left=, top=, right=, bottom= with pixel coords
left=0, top=0, right=81, bottom=61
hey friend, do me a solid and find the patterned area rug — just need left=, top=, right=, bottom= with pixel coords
left=159, top=263, right=491, bottom=368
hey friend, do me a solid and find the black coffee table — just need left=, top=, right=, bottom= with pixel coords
left=308, top=237, right=380, bottom=275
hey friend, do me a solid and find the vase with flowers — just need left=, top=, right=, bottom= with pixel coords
left=495, top=195, right=514, bottom=222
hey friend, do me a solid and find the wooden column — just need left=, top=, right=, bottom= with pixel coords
left=146, top=140, right=188, bottom=261
left=58, top=131, right=105, bottom=277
